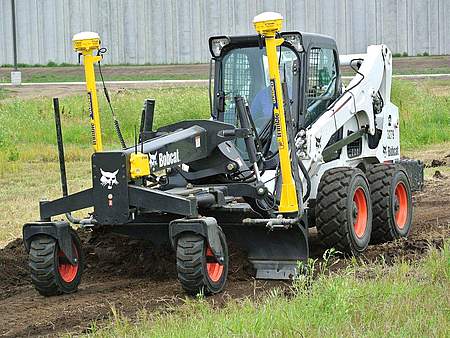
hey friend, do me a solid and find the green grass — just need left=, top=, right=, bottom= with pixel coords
left=0, top=88, right=9, bottom=100
left=0, top=73, right=208, bottom=83
left=1, top=62, right=75, bottom=67
left=391, top=80, right=450, bottom=148
left=1, top=62, right=206, bottom=68
left=0, top=87, right=210, bottom=164
left=0, top=79, right=447, bottom=165
left=30, top=73, right=206, bottom=83
left=84, top=242, right=450, bottom=337
left=0, top=160, right=92, bottom=245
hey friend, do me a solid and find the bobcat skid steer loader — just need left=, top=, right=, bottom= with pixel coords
left=23, top=12, right=423, bottom=296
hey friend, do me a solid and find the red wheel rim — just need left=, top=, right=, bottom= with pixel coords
left=206, top=247, right=223, bottom=283
left=58, top=245, right=78, bottom=283
left=353, top=187, right=368, bottom=238
left=394, top=182, right=408, bottom=229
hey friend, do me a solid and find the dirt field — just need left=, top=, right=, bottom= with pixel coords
left=391, top=55, right=450, bottom=73
left=0, top=80, right=209, bottom=100
left=0, top=148, right=449, bottom=337
left=0, top=64, right=210, bottom=83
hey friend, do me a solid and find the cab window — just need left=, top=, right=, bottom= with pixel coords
left=305, top=48, right=337, bottom=126
left=220, top=46, right=298, bottom=159
left=221, top=46, right=297, bottom=133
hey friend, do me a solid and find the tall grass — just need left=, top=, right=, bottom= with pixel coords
left=0, top=87, right=209, bottom=168
left=0, top=80, right=448, bottom=172
left=1, top=87, right=209, bottom=146
left=0, top=88, right=9, bottom=100
left=85, top=242, right=450, bottom=337
left=391, top=80, right=450, bottom=148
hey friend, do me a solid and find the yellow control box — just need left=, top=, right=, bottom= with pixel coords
left=130, top=152, right=151, bottom=179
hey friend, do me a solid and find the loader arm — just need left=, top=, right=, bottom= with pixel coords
left=306, top=45, right=395, bottom=167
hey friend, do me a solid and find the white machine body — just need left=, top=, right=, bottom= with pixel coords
left=262, top=45, right=400, bottom=202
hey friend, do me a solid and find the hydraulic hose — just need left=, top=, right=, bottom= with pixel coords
left=298, top=157, right=311, bottom=203
left=97, top=50, right=127, bottom=149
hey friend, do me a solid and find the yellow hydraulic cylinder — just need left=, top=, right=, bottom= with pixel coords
left=72, top=32, right=103, bottom=152
left=253, top=13, right=299, bottom=213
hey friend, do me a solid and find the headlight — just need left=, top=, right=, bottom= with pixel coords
left=281, top=32, right=303, bottom=52
left=209, top=36, right=230, bottom=57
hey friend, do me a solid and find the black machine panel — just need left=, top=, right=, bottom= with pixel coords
left=125, top=125, right=208, bottom=172
left=92, top=151, right=130, bottom=225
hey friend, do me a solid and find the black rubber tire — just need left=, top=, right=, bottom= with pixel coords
left=367, top=163, right=413, bottom=244
left=29, top=229, right=84, bottom=296
left=176, top=230, right=228, bottom=296
left=315, top=167, right=373, bottom=254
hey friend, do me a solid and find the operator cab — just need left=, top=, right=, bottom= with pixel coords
left=209, top=32, right=341, bottom=161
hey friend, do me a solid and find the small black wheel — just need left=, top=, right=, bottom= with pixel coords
left=176, top=230, right=228, bottom=295
left=367, top=164, right=413, bottom=243
left=29, top=229, right=84, bottom=296
left=316, top=167, right=373, bottom=254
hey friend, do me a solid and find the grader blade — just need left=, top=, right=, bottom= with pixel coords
left=223, top=224, right=308, bottom=279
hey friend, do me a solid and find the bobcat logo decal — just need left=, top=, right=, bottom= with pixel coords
left=100, top=169, right=119, bottom=190
left=149, top=152, right=158, bottom=168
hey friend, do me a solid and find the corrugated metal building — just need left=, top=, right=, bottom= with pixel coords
left=1, top=0, right=449, bottom=65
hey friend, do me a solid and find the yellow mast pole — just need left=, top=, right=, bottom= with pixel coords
left=72, top=32, right=103, bottom=152
left=253, top=12, right=298, bottom=213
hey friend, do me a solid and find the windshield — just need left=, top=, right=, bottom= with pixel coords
left=221, top=46, right=298, bottom=132
left=220, top=46, right=299, bottom=158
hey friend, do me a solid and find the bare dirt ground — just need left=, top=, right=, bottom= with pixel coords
left=0, top=148, right=449, bottom=337
left=0, top=64, right=209, bottom=82
left=0, top=80, right=208, bottom=100
left=392, top=55, right=450, bottom=73
left=1, top=55, right=448, bottom=80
